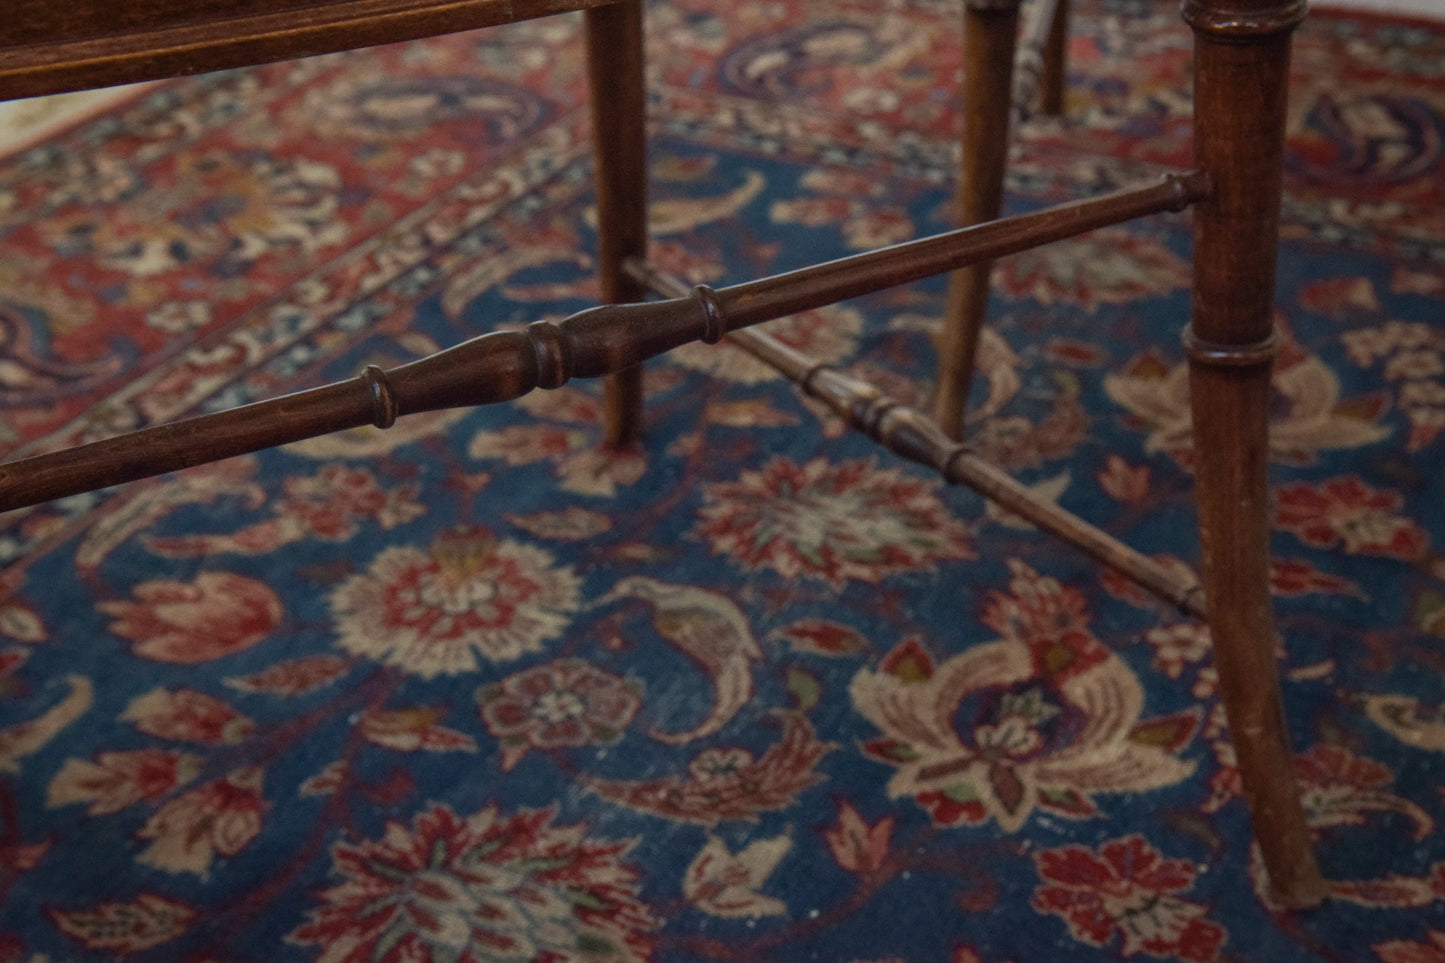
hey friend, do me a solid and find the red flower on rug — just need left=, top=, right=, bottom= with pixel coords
left=586, top=713, right=833, bottom=824
left=823, top=800, right=893, bottom=875
left=225, top=654, right=351, bottom=696
left=135, top=767, right=266, bottom=877
left=1031, top=835, right=1226, bottom=962
left=145, top=466, right=424, bottom=557
left=289, top=803, right=655, bottom=963
left=694, top=456, right=973, bottom=587
left=1273, top=475, right=1428, bottom=559
left=1295, top=744, right=1431, bottom=839
left=279, top=464, right=425, bottom=539
left=99, top=572, right=283, bottom=664
left=330, top=527, right=581, bottom=677
left=120, top=688, right=255, bottom=744
left=46, top=749, right=202, bottom=816
left=477, top=658, right=643, bottom=770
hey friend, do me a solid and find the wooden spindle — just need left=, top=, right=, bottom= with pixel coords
left=0, top=173, right=1204, bottom=513
left=714, top=171, right=1205, bottom=327
left=0, top=0, right=631, bottom=102
left=635, top=261, right=1205, bottom=618
left=585, top=0, right=650, bottom=446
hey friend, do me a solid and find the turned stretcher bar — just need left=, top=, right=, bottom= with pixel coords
left=0, top=172, right=1208, bottom=615
left=0, top=172, right=1209, bottom=621
left=627, top=258, right=1206, bottom=619
left=0, top=172, right=1205, bottom=515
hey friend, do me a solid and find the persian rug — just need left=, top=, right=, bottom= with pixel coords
left=1, top=1, right=1443, bottom=960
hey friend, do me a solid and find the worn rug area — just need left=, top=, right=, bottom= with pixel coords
left=1, top=1, right=1444, bottom=960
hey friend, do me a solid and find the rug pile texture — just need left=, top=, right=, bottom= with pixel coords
left=0, top=1, right=1444, bottom=960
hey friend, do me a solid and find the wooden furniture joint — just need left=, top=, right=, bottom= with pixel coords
left=1183, top=328, right=1281, bottom=368
left=1181, top=0, right=1310, bottom=38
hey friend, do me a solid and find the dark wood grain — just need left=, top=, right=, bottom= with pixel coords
left=585, top=0, right=649, bottom=446
left=1039, top=0, right=1070, bottom=116
left=0, top=0, right=624, bottom=101
left=1015, top=0, right=1066, bottom=123
left=933, top=0, right=1068, bottom=440
left=1185, top=0, right=1324, bottom=908
left=932, top=0, right=1021, bottom=440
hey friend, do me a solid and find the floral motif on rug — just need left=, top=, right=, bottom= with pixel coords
left=0, top=1, right=1443, bottom=961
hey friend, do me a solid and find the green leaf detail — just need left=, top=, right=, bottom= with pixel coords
left=787, top=667, right=822, bottom=713
left=564, top=888, right=611, bottom=911
left=577, top=931, right=620, bottom=957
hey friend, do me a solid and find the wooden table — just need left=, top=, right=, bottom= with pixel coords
left=0, top=0, right=1328, bottom=907
left=3, top=0, right=624, bottom=100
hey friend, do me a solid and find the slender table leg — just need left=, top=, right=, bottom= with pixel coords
left=1184, top=0, right=1325, bottom=908
left=932, top=0, right=1022, bottom=440
left=1039, top=0, right=1069, bottom=117
left=585, top=0, right=648, bottom=446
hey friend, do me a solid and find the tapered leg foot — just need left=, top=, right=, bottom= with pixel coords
left=933, top=0, right=1021, bottom=440
left=1040, top=0, right=1069, bottom=116
left=1188, top=351, right=1326, bottom=909
left=1186, top=0, right=1324, bottom=908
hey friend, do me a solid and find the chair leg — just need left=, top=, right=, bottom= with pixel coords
left=585, top=0, right=648, bottom=447
left=1185, top=0, right=1326, bottom=908
left=1039, top=0, right=1069, bottom=117
left=932, top=0, right=1021, bottom=441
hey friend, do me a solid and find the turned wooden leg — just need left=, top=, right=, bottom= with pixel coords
left=1039, top=0, right=1069, bottom=116
left=1185, top=0, right=1325, bottom=908
left=933, top=0, right=1022, bottom=440
left=585, top=0, right=648, bottom=446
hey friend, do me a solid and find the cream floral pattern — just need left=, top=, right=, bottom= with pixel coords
left=1105, top=345, right=1391, bottom=464
left=694, top=455, right=973, bottom=586
left=331, top=527, right=581, bottom=677
left=850, top=561, right=1197, bottom=832
left=288, top=803, right=655, bottom=963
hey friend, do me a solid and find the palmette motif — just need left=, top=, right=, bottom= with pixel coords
left=330, top=527, right=582, bottom=677
left=694, top=455, right=975, bottom=587
left=288, top=803, right=656, bottom=963
left=850, top=562, right=1198, bottom=832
